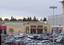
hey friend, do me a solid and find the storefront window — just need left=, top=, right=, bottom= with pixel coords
left=37, top=29, right=43, bottom=34
left=31, top=25, right=36, bottom=34
left=37, top=25, right=43, bottom=34
left=26, top=26, right=29, bottom=34
left=44, top=27, right=47, bottom=33
left=31, top=29, right=36, bottom=34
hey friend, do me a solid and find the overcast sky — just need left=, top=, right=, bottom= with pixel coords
left=0, top=0, right=62, bottom=19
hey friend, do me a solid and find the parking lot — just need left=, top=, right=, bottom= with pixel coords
left=1, top=33, right=64, bottom=45
left=1, top=41, right=63, bottom=45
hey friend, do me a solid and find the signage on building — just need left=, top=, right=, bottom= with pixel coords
left=0, top=25, right=7, bottom=30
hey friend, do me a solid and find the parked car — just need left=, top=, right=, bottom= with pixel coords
left=24, top=37, right=32, bottom=43
left=4, top=36, right=15, bottom=44
left=56, top=35, right=62, bottom=42
left=55, top=32, right=64, bottom=43
left=1, top=34, right=8, bottom=43
left=40, top=40, right=50, bottom=43
left=28, top=35, right=34, bottom=39
left=14, top=34, right=25, bottom=42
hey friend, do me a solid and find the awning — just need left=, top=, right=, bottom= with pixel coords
left=0, top=25, right=7, bottom=30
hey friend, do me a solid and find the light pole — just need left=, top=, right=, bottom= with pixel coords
left=50, top=6, right=57, bottom=17
left=50, top=6, right=57, bottom=45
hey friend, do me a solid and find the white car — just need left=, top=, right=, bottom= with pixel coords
left=14, top=35, right=24, bottom=42
left=39, top=40, right=49, bottom=43
left=24, top=37, right=34, bottom=44
left=56, top=36, right=62, bottom=42
left=4, top=36, right=15, bottom=43
left=28, top=35, right=34, bottom=38
left=55, top=32, right=64, bottom=42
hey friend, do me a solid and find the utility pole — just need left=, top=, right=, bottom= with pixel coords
left=50, top=6, right=57, bottom=45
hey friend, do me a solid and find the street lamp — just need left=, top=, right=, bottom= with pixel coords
left=50, top=6, right=57, bottom=45
left=50, top=6, right=57, bottom=16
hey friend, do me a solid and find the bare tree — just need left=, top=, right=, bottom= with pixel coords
left=27, top=17, right=32, bottom=21
left=43, top=17, right=47, bottom=21
left=0, top=18, right=3, bottom=21
left=23, top=17, right=27, bottom=21
left=10, top=16, right=17, bottom=21
left=4, top=18, right=9, bottom=21
left=33, top=16, right=38, bottom=21
left=29, top=17, right=32, bottom=21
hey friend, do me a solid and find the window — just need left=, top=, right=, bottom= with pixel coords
left=44, top=27, right=47, bottom=33
left=31, top=25, right=36, bottom=34
left=26, top=26, right=29, bottom=34
left=37, top=25, right=43, bottom=34
left=31, top=29, right=36, bottom=34
left=37, top=29, right=43, bottom=34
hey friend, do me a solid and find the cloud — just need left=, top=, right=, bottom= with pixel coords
left=0, top=0, right=62, bottom=18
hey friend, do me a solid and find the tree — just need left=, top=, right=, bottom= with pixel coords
left=29, top=17, right=32, bottom=21
left=11, top=16, right=14, bottom=20
left=27, top=17, right=30, bottom=21
left=43, top=17, right=47, bottom=21
left=33, top=16, right=37, bottom=21
left=23, top=17, right=27, bottom=21
left=10, top=16, right=17, bottom=21
left=27, top=17, right=32, bottom=21
left=4, top=18, right=9, bottom=21
left=40, top=18, right=43, bottom=21
left=0, top=18, right=3, bottom=21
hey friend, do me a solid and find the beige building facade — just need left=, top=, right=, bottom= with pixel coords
left=25, top=21, right=51, bottom=34
left=3, top=21, right=51, bottom=35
